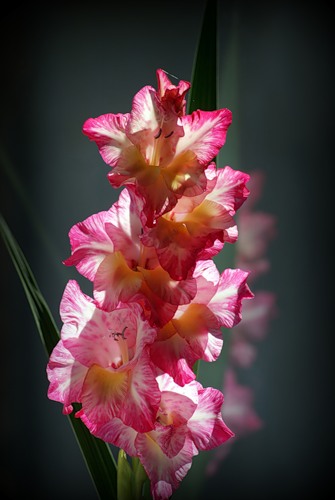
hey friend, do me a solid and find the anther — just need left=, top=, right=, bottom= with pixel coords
left=154, top=128, right=162, bottom=139
left=164, top=131, right=174, bottom=138
left=108, top=326, right=128, bottom=341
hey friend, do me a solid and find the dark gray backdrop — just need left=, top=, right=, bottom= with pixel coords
left=1, top=1, right=333, bottom=498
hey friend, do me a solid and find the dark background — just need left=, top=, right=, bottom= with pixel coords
left=1, top=1, right=333, bottom=498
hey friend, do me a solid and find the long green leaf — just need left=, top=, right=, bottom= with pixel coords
left=0, top=212, right=59, bottom=356
left=187, top=0, right=217, bottom=113
left=188, top=0, right=218, bottom=384
left=0, top=213, right=117, bottom=500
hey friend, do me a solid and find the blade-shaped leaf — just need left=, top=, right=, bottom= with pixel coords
left=188, top=0, right=217, bottom=113
left=0, top=213, right=118, bottom=500
left=0, top=213, right=59, bottom=356
left=187, top=0, right=218, bottom=381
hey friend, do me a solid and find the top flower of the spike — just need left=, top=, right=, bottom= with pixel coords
left=83, top=69, right=232, bottom=226
left=156, top=68, right=190, bottom=116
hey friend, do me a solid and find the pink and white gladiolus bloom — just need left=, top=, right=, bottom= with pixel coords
left=91, top=373, right=234, bottom=500
left=47, top=280, right=160, bottom=433
left=141, top=163, right=250, bottom=280
left=150, top=260, right=254, bottom=386
left=63, top=188, right=196, bottom=327
left=82, top=69, right=232, bottom=226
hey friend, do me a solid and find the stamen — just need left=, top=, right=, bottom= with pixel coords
left=107, top=326, right=129, bottom=365
left=154, top=128, right=162, bottom=139
left=164, top=131, right=174, bottom=138
left=108, top=326, right=128, bottom=341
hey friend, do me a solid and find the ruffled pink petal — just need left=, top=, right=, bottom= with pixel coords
left=107, top=142, right=149, bottom=187
left=188, top=386, right=233, bottom=451
left=109, top=165, right=182, bottom=227
left=205, top=413, right=235, bottom=450
left=156, top=372, right=198, bottom=403
left=132, top=288, right=178, bottom=328
left=127, top=84, right=185, bottom=173
left=82, top=113, right=131, bottom=166
left=192, top=258, right=220, bottom=287
left=171, top=162, right=217, bottom=214
left=208, top=269, right=254, bottom=328
left=104, top=188, right=150, bottom=262
left=47, top=340, right=87, bottom=415
left=153, top=236, right=200, bottom=281
left=134, top=174, right=181, bottom=226
left=139, top=266, right=196, bottom=306
left=79, top=364, right=130, bottom=431
left=206, top=325, right=225, bottom=357
left=156, top=68, right=190, bottom=116
left=183, top=198, right=237, bottom=240
left=119, top=350, right=160, bottom=432
left=155, top=423, right=188, bottom=460
left=104, top=190, right=157, bottom=267
left=159, top=388, right=197, bottom=426
left=63, top=210, right=115, bottom=281
left=126, top=85, right=161, bottom=161
left=128, top=85, right=159, bottom=133
left=141, top=217, right=203, bottom=280
left=150, top=334, right=197, bottom=386
left=59, top=280, right=96, bottom=340
left=176, top=109, right=232, bottom=165
left=145, top=424, right=175, bottom=460
left=197, top=238, right=225, bottom=261
left=160, top=150, right=207, bottom=192
left=131, top=304, right=158, bottom=353
left=89, top=417, right=137, bottom=457
left=206, top=166, right=250, bottom=213
left=154, top=384, right=198, bottom=458
left=136, top=432, right=198, bottom=500
left=172, top=303, right=220, bottom=355
left=93, top=252, right=143, bottom=310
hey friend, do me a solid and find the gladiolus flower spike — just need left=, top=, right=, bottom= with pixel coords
left=47, top=69, right=253, bottom=500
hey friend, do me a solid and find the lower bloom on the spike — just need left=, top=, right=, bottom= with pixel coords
left=149, top=260, right=254, bottom=385
left=89, top=373, right=234, bottom=500
left=46, top=280, right=160, bottom=433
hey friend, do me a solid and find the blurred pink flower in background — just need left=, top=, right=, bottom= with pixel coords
left=207, top=169, right=278, bottom=476
left=236, top=170, right=277, bottom=281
